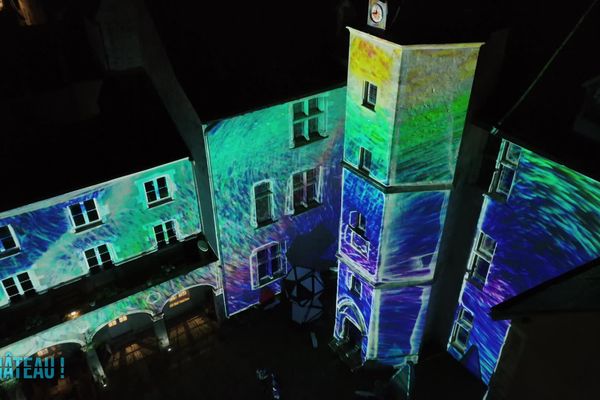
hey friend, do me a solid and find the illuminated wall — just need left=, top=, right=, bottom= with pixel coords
left=335, top=28, right=481, bottom=366
left=343, top=29, right=482, bottom=186
left=206, top=87, right=346, bottom=316
left=0, top=159, right=202, bottom=307
left=0, top=263, right=219, bottom=360
left=448, top=140, right=600, bottom=384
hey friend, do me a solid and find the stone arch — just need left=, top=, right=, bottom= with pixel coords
left=24, top=339, right=86, bottom=361
left=336, top=298, right=368, bottom=339
left=88, top=309, right=155, bottom=342
left=157, top=283, right=216, bottom=315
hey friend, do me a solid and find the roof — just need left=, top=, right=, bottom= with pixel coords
left=1, top=68, right=191, bottom=213
left=474, top=1, right=600, bottom=181
left=145, top=1, right=348, bottom=121
left=491, top=257, right=600, bottom=320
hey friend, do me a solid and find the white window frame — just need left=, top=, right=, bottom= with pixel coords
left=153, top=220, right=179, bottom=248
left=144, top=175, right=173, bottom=208
left=0, top=224, right=20, bottom=258
left=252, top=180, right=275, bottom=227
left=348, top=273, right=362, bottom=298
left=358, top=147, right=372, bottom=173
left=68, top=199, right=102, bottom=232
left=347, top=211, right=369, bottom=257
left=84, top=243, right=113, bottom=272
left=467, top=231, right=497, bottom=287
left=2, top=271, right=37, bottom=301
left=290, top=96, right=327, bottom=147
left=363, top=81, right=378, bottom=110
left=250, top=241, right=287, bottom=289
left=489, top=140, right=521, bottom=201
left=450, top=306, right=474, bottom=353
left=289, top=167, right=323, bottom=214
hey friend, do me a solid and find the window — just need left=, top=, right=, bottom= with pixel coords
left=359, top=147, right=372, bottom=173
left=501, top=141, right=522, bottom=166
left=348, top=211, right=369, bottom=256
left=68, top=199, right=101, bottom=231
left=489, top=164, right=516, bottom=200
left=17, top=272, right=35, bottom=296
left=0, top=225, right=19, bottom=258
left=144, top=176, right=171, bottom=207
left=84, top=244, right=113, bottom=273
left=1, top=271, right=36, bottom=302
left=349, top=274, right=362, bottom=298
left=349, top=212, right=367, bottom=238
left=363, top=81, right=377, bottom=110
left=450, top=307, right=474, bottom=353
left=252, top=242, right=286, bottom=288
left=153, top=221, right=178, bottom=249
left=489, top=141, right=521, bottom=201
left=2, top=277, right=21, bottom=301
left=254, top=181, right=274, bottom=227
left=291, top=168, right=321, bottom=214
left=468, top=231, right=496, bottom=286
left=291, top=97, right=326, bottom=147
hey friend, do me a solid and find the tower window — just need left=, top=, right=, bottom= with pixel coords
left=349, top=274, right=362, bottom=298
left=363, top=82, right=377, bottom=110
left=359, top=147, right=372, bottom=173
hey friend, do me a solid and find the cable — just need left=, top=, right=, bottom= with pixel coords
left=491, top=0, right=598, bottom=135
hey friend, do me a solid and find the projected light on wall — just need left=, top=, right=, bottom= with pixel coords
left=206, top=87, right=346, bottom=316
left=0, top=159, right=202, bottom=307
left=448, top=140, right=600, bottom=384
left=334, top=27, right=482, bottom=367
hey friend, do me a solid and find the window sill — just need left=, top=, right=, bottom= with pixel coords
left=255, top=219, right=278, bottom=229
left=148, top=197, right=173, bottom=209
left=292, top=133, right=327, bottom=149
left=291, top=201, right=322, bottom=217
left=0, top=248, right=20, bottom=260
left=362, top=102, right=376, bottom=112
left=483, top=191, right=509, bottom=203
left=74, top=220, right=103, bottom=233
left=255, top=271, right=286, bottom=290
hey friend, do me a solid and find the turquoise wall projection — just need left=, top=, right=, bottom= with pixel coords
left=206, top=87, right=346, bottom=315
left=0, top=263, right=219, bottom=360
left=335, top=28, right=482, bottom=367
left=448, top=140, right=600, bottom=384
left=0, top=159, right=202, bottom=307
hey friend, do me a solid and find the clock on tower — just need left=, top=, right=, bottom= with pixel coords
left=367, top=0, right=387, bottom=30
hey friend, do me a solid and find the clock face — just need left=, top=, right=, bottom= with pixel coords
left=370, top=4, right=384, bottom=23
